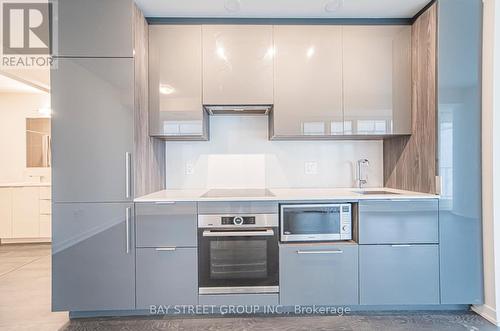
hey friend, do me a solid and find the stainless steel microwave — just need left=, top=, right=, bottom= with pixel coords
left=280, top=203, right=352, bottom=242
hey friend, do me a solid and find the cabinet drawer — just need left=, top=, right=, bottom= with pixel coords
left=136, top=247, right=197, bottom=308
left=280, top=243, right=358, bottom=305
left=358, top=200, right=438, bottom=244
left=359, top=244, right=439, bottom=305
left=39, top=214, right=51, bottom=238
left=135, top=202, right=197, bottom=247
left=40, top=199, right=52, bottom=215
left=39, top=186, right=51, bottom=200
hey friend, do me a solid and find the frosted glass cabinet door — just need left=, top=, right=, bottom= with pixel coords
left=343, top=26, right=411, bottom=135
left=273, top=26, right=343, bottom=137
left=202, top=25, right=274, bottom=105
left=149, top=25, right=207, bottom=139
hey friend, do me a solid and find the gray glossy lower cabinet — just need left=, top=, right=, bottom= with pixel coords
left=52, top=203, right=135, bottom=312
left=135, top=202, right=197, bottom=247
left=358, top=200, right=439, bottom=244
left=136, top=247, right=197, bottom=309
left=280, top=244, right=358, bottom=306
left=359, top=244, right=440, bottom=305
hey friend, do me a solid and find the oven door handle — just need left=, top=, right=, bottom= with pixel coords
left=202, top=229, right=275, bottom=237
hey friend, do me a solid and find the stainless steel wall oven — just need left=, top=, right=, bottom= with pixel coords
left=198, top=213, right=279, bottom=295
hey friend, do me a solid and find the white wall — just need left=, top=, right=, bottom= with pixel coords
left=166, top=116, right=383, bottom=189
left=0, top=92, right=51, bottom=183
left=473, top=0, right=500, bottom=325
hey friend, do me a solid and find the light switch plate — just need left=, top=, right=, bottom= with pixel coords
left=304, top=162, right=318, bottom=175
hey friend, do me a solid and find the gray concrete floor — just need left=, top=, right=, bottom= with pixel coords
left=0, top=244, right=68, bottom=331
left=0, top=244, right=498, bottom=331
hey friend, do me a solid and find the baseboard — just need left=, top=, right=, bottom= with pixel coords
left=472, top=304, right=499, bottom=326
left=0, top=237, right=51, bottom=244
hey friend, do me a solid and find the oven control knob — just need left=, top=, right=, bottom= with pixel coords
left=342, top=225, right=349, bottom=231
left=233, top=216, right=244, bottom=225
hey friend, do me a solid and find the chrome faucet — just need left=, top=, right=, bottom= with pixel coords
left=357, top=159, right=370, bottom=189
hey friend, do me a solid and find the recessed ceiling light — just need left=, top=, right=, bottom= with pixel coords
left=324, top=0, right=344, bottom=12
left=224, top=0, right=241, bottom=13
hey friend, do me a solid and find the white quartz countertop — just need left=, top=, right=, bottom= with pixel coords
left=0, top=182, right=51, bottom=187
left=134, top=188, right=438, bottom=202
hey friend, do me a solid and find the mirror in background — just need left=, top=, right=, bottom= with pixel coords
left=26, top=118, right=51, bottom=168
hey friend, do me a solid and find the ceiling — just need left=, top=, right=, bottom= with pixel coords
left=135, top=0, right=430, bottom=19
left=0, top=69, right=49, bottom=94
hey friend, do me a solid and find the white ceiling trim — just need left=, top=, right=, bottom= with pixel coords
left=135, top=0, right=431, bottom=19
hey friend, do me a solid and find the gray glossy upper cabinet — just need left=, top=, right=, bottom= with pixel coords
left=149, top=25, right=208, bottom=140
left=52, top=203, right=135, bottom=311
left=343, top=26, right=411, bottom=135
left=55, top=0, right=133, bottom=57
left=202, top=25, right=274, bottom=105
left=272, top=26, right=343, bottom=138
left=51, top=58, right=134, bottom=203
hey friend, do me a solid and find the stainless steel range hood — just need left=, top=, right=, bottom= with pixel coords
left=204, top=105, right=272, bottom=116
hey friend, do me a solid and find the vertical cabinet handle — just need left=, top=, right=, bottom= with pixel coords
left=125, top=207, right=131, bottom=254
left=125, top=152, right=131, bottom=199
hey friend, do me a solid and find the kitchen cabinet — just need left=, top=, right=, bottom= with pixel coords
left=202, top=25, right=274, bottom=105
left=12, top=187, right=40, bottom=238
left=51, top=58, right=134, bottom=203
left=0, top=188, right=12, bottom=238
left=149, top=25, right=208, bottom=140
left=56, top=0, right=133, bottom=57
left=39, top=186, right=51, bottom=238
left=272, top=26, right=343, bottom=138
left=135, top=202, right=197, bottom=248
left=358, top=199, right=439, bottom=244
left=136, top=247, right=197, bottom=308
left=279, top=243, right=358, bottom=305
left=52, top=203, right=135, bottom=311
left=0, top=186, right=52, bottom=241
left=359, top=244, right=440, bottom=305
left=343, top=26, right=411, bottom=135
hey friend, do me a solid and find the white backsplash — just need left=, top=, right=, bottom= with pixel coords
left=165, top=116, right=383, bottom=189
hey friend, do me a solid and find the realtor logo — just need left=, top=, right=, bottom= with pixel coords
left=2, top=2, right=51, bottom=54
left=1, top=0, right=56, bottom=68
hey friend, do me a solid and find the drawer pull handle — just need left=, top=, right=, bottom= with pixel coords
left=391, top=244, right=412, bottom=247
left=155, top=247, right=176, bottom=251
left=154, top=201, right=176, bottom=205
left=296, top=250, right=343, bottom=255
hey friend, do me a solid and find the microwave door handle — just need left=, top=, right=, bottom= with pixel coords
left=202, top=229, right=274, bottom=237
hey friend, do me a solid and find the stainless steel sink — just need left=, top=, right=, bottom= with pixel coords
left=353, top=190, right=399, bottom=195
